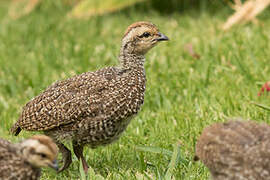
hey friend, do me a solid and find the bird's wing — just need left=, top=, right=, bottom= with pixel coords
left=0, top=139, right=15, bottom=164
left=16, top=71, right=111, bottom=131
left=0, top=139, right=11, bottom=157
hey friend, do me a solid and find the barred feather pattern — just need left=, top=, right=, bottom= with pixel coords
left=196, top=120, right=270, bottom=180
left=0, top=139, right=41, bottom=180
left=12, top=62, right=145, bottom=147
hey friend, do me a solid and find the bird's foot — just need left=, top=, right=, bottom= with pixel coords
left=73, top=143, right=89, bottom=173
left=57, top=143, right=72, bottom=173
left=58, top=150, right=72, bottom=172
left=82, top=158, right=89, bottom=173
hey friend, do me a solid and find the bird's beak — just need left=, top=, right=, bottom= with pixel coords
left=49, top=160, right=59, bottom=171
left=156, top=32, right=169, bottom=41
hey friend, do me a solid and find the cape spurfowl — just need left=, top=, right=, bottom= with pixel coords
left=11, top=21, right=169, bottom=172
left=195, top=120, right=270, bottom=180
left=0, top=135, right=58, bottom=180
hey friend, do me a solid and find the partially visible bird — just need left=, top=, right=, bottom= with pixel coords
left=195, top=119, right=270, bottom=180
left=0, top=135, right=58, bottom=180
left=11, top=21, right=169, bottom=172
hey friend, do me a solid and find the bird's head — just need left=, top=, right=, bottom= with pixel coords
left=121, top=21, right=169, bottom=55
left=20, top=135, right=58, bottom=171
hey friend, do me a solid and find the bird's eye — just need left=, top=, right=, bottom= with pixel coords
left=39, top=153, right=47, bottom=158
left=139, top=32, right=151, bottom=38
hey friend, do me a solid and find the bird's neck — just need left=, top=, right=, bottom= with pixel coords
left=15, top=143, right=28, bottom=159
left=119, top=53, right=145, bottom=69
left=119, top=42, right=145, bottom=69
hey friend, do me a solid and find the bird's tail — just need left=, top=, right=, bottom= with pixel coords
left=10, top=123, right=21, bottom=136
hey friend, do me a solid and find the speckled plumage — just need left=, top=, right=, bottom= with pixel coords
left=11, top=21, right=169, bottom=172
left=195, top=120, right=270, bottom=180
left=0, top=135, right=58, bottom=180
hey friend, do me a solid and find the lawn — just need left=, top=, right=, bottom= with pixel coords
left=0, top=0, right=270, bottom=179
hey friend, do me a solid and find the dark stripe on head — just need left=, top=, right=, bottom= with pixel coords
left=123, top=21, right=157, bottom=39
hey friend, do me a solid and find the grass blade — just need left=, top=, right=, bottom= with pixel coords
left=251, top=101, right=270, bottom=111
left=135, top=146, right=173, bottom=156
left=164, top=142, right=181, bottom=180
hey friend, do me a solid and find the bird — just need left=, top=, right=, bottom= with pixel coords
left=195, top=119, right=270, bottom=180
left=10, top=21, right=169, bottom=173
left=0, top=135, right=58, bottom=180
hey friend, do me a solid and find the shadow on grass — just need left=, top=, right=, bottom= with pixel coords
left=118, top=0, right=231, bottom=17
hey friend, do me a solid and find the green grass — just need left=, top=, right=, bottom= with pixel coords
left=0, top=0, right=270, bottom=179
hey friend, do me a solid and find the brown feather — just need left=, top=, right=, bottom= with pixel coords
left=196, top=120, right=270, bottom=180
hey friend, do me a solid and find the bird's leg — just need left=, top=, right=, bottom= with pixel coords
left=57, top=143, right=72, bottom=173
left=73, top=143, right=89, bottom=173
